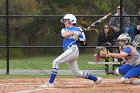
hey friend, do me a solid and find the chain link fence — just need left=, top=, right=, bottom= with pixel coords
left=0, top=0, right=140, bottom=75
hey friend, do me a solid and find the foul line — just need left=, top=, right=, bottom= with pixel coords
left=9, top=88, right=55, bottom=93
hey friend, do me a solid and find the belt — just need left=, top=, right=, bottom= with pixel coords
left=68, top=45, right=77, bottom=48
left=63, top=45, right=77, bottom=51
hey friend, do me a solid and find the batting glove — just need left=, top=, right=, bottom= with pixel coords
left=73, top=31, right=81, bottom=36
left=72, top=34, right=79, bottom=41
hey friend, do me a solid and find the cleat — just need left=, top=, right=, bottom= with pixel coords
left=95, top=77, right=102, bottom=85
left=130, top=78, right=140, bottom=85
left=121, top=77, right=131, bottom=84
left=129, top=78, right=136, bottom=81
left=39, top=82, right=54, bottom=88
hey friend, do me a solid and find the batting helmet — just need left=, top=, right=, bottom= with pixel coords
left=117, top=33, right=131, bottom=44
left=61, top=14, right=77, bottom=24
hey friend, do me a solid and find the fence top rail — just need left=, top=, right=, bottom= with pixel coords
left=0, top=46, right=140, bottom=48
left=0, top=15, right=140, bottom=17
left=0, top=46, right=120, bottom=48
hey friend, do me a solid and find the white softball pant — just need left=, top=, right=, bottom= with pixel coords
left=52, top=45, right=87, bottom=77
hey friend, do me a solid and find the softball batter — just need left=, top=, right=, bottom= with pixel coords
left=40, top=14, right=102, bottom=88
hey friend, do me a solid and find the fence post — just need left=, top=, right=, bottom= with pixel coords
left=120, top=0, right=123, bottom=33
left=6, top=0, right=9, bottom=74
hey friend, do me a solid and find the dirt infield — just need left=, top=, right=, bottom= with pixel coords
left=0, top=78, right=140, bottom=93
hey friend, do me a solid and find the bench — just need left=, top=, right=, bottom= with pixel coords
left=88, top=62, right=121, bottom=74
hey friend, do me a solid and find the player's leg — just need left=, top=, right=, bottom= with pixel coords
left=115, top=64, right=133, bottom=75
left=40, top=45, right=79, bottom=88
left=49, top=46, right=79, bottom=83
left=121, top=64, right=140, bottom=84
left=67, top=60, right=102, bottom=85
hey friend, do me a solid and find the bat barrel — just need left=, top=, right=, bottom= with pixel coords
left=88, top=13, right=112, bottom=29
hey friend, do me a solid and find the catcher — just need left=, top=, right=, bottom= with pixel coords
left=102, top=33, right=140, bottom=84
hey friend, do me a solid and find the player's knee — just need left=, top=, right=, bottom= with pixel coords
left=115, top=67, right=120, bottom=75
left=52, top=60, right=60, bottom=69
left=121, top=77, right=131, bottom=84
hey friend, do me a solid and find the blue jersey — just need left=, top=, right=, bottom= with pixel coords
left=60, top=26, right=86, bottom=50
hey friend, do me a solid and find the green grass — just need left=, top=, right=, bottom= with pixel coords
left=0, top=54, right=116, bottom=70
left=0, top=54, right=120, bottom=78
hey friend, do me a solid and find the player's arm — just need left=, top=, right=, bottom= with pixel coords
left=60, top=29, right=73, bottom=38
left=108, top=52, right=128, bottom=59
left=61, top=32, right=73, bottom=38
left=77, top=27, right=87, bottom=45
left=78, top=27, right=86, bottom=42
left=107, top=47, right=130, bottom=59
left=61, top=29, right=81, bottom=38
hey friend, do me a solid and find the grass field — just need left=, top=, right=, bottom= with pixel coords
left=0, top=54, right=114, bottom=70
left=0, top=53, right=117, bottom=78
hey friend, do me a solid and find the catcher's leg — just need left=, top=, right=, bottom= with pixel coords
left=67, top=61, right=102, bottom=84
left=115, top=64, right=133, bottom=75
left=121, top=65, right=140, bottom=84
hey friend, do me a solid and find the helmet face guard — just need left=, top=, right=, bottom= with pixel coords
left=60, top=19, right=71, bottom=24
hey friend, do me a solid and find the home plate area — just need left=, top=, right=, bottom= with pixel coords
left=0, top=78, right=140, bottom=93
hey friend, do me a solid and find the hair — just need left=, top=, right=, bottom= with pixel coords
left=73, top=23, right=77, bottom=26
left=102, top=24, right=112, bottom=35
